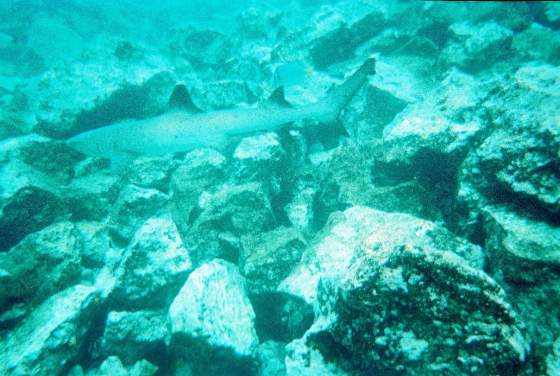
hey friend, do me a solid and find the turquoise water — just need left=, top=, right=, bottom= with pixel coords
left=1, top=1, right=560, bottom=375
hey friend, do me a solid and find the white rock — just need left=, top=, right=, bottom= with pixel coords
left=169, top=259, right=258, bottom=357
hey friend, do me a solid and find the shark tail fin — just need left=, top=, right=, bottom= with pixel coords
left=321, top=58, right=376, bottom=122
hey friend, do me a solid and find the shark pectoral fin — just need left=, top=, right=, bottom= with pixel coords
left=266, top=86, right=293, bottom=109
left=168, top=84, right=203, bottom=114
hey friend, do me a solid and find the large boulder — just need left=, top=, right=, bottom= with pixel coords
left=170, top=28, right=235, bottom=70
left=0, top=285, right=101, bottom=376
left=455, top=63, right=560, bottom=238
left=170, top=148, right=227, bottom=238
left=280, top=206, right=484, bottom=304
left=0, top=221, right=82, bottom=312
left=315, top=144, right=441, bottom=227
left=512, top=23, right=560, bottom=65
left=481, top=205, right=560, bottom=366
left=169, top=259, right=258, bottom=375
left=308, top=8, right=386, bottom=70
left=99, top=310, right=168, bottom=365
left=232, top=132, right=287, bottom=185
left=0, top=135, right=76, bottom=251
left=110, top=216, right=192, bottom=310
left=442, top=21, right=513, bottom=73
left=240, top=226, right=306, bottom=295
left=185, top=182, right=276, bottom=264
left=381, top=68, right=488, bottom=167
left=307, top=244, right=529, bottom=375
left=109, top=184, right=169, bottom=243
left=75, top=221, right=110, bottom=269
left=125, top=155, right=180, bottom=193
left=10, top=41, right=175, bottom=138
left=63, top=170, right=120, bottom=222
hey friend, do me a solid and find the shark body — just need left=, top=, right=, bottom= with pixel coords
left=67, top=58, right=376, bottom=164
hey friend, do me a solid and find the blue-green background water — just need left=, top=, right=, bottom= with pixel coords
left=1, top=1, right=559, bottom=375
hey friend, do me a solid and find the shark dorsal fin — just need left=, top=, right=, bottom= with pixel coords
left=267, top=87, right=292, bottom=108
left=169, top=84, right=202, bottom=113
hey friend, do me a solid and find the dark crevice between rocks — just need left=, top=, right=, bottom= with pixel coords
left=269, top=185, right=295, bottom=228
left=170, top=334, right=257, bottom=376
left=482, top=179, right=560, bottom=227
left=217, top=236, right=240, bottom=265
left=311, top=183, right=349, bottom=232
left=370, top=160, right=416, bottom=187
left=417, top=20, right=452, bottom=49
left=108, top=228, right=132, bottom=249
left=413, top=149, right=462, bottom=222
left=68, top=303, right=109, bottom=373
left=143, top=341, right=173, bottom=376
left=310, top=11, right=386, bottom=70
left=0, top=298, right=28, bottom=332
left=372, top=148, right=464, bottom=229
left=250, top=292, right=314, bottom=343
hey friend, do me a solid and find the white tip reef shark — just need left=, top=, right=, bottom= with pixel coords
left=67, top=58, right=376, bottom=168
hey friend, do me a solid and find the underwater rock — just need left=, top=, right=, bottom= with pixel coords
left=0, top=136, right=76, bottom=250
left=342, top=81, right=408, bottom=142
left=169, top=259, right=258, bottom=374
left=546, top=2, right=560, bottom=23
left=456, top=63, right=560, bottom=238
left=109, top=184, right=169, bottom=242
left=237, top=7, right=281, bottom=40
left=0, top=221, right=82, bottom=312
left=280, top=206, right=484, bottom=304
left=233, top=132, right=287, bottom=184
left=314, top=144, right=439, bottom=227
left=481, top=205, right=560, bottom=362
left=308, top=244, right=529, bottom=375
left=191, top=80, right=254, bottom=110
left=170, top=148, right=228, bottom=238
left=547, top=337, right=560, bottom=376
left=85, top=356, right=158, bottom=376
left=171, top=28, right=234, bottom=70
left=442, top=20, right=513, bottom=73
left=185, top=182, right=276, bottom=264
left=0, top=183, right=65, bottom=252
left=382, top=68, right=488, bottom=166
left=285, top=337, right=350, bottom=376
left=64, top=171, right=120, bottom=222
left=11, top=137, right=83, bottom=183
left=482, top=205, right=560, bottom=278
left=26, top=14, right=84, bottom=68
left=75, top=221, right=110, bottom=269
left=125, top=155, right=179, bottom=193
left=309, top=8, right=386, bottom=70
left=512, top=23, right=560, bottom=65
left=0, top=285, right=101, bottom=376
left=240, top=226, right=306, bottom=295
left=284, top=185, right=316, bottom=235
left=310, top=24, right=355, bottom=70
left=256, top=341, right=286, bottom=376
left=111, top=217, right=192, bottom=310
left=99, top=310, right=168, bottom=365
left=15, top=47, right=174, bottom=138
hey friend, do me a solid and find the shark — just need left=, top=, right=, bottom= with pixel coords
left=66, top=58, right=376, bottom=168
